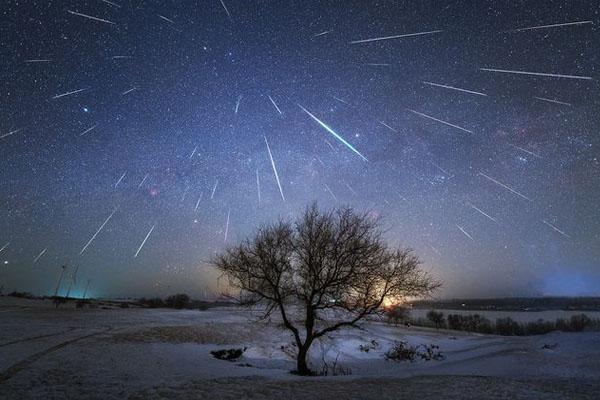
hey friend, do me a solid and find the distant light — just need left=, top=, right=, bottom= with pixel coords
left=3, top=260, right=8, bottom=265
left=83, top=107, right=89, bottom=112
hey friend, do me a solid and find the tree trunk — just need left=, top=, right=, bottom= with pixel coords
left=296, top=344, right=311, bottom=375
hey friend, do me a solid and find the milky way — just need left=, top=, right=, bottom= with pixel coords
left=1, top=1, right=599, bottom=298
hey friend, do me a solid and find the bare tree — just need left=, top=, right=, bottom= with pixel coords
left=213, top=204, right=440, bottom=375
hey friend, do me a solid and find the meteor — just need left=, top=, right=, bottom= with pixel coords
left=134, top=225, right=155, bottom=258
left=0, top=129, right=22, bottom=140
left=52, top=88, right=88, bottom=99
left=189, top=146, right=198, bottom=159
left=0, top=242, right=9, bottom=253
left=264, top=136, right=285, bottom=201
left=456, top=224, right=475, bottom=241
left=422, top=81, right=487, bottom=96
left=219, top=0, right=232, bottom=20
left=314, top=30, right=332, bottom=37
left=24, top=59, right=52, bottom=63
left=480, top=68, right=592, bottom=80
left=533, top=97, right=571, bottom=106
left=121, top=87, right=137, bottom=96
left=79, top=208, right=117, bottom=255
left=111, top=55, right=131, bottom=59
left=235, top=95, right=242, bottom=114
left=511, top=20, right=593, bottom=32
left=157, top=14, right=175, bottom=24
left=194, top=193, right=203, bottom=212
left=478, top=172, right=532, bottom=201
left=298, top=104, right=368, bottom=161
left=79, top=125, right=97, bottom=136
left=324, top=183, right=338, bottom=202
left=542, top=220, right=570, bottom=239
left=349, top=29, right=443, bottom=44
left=102, top=0, right=121, bottom=7
left=114, top=172, right=126, bottom=188
left=377, top=120, right=397, bottom=133
left=138, top=174, right=149, bottom=188
left=331, top=96, right=348, bottom=105
left=224, top=209, right=230, bottom=242
left=267, top=95, right=283, bottom=114
left=467, top=202, right=497, bottom=223
left=33, top=248, right=48, bottom=263
left=510, top=144, right=542, bottom=159
left=67, top=10, right=115, bottom=25
left=211, top=179, right=219, bottom=199
left=407, top=109, right=472, bottom=133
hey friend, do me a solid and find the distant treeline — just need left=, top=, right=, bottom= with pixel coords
left=410, top=297, right=600, bottom=311
left=407, top=310, right=600, bottom=336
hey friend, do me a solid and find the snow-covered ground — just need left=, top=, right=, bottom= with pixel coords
left=1, top=297, right=599, bottom=399
left=409, top=308, right=600, bottom=323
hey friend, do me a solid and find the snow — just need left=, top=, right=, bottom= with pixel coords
left=1, top=297, right=599, bottom=399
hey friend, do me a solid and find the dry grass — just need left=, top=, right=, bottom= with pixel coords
left=109, top=323, right=270, bottom=345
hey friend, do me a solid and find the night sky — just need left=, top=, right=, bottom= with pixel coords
left=1, top=1, right=599, bottom=299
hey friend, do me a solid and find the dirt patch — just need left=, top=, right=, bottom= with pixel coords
left=110, top=323, right=271, bottom=345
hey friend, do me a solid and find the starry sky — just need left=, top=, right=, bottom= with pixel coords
left=1, top=0, right=599, bottom=299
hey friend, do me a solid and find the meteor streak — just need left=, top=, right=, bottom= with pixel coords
left=115, top=172, right=126, bottom=188
left=542, top=220, right=571, bottom=239
left=422, top=81, right=487, bottom=96
left=52, top=88, right=88, bottom=99
left=134, top=225, right=155, bottom=258
left=67, top=10, right=115, bottom=25
left=224, top=209, right=230, bottom=242
left=314, top=30, right=332, bottom=37
left=79, top=208, right=117, bottom=255
left=264, top=136, right=285, bottom=201
left=267, top=95, right=282, bottom=114
left=511, top=20, right=593, bottom=32
left=157, top=14, right=175, bottom=24
left=324, top=183, right=337, bottom=201
left=467, top=202, right=497, bottom=223
left=33, top=248, right=48, bottom=263
left=0, top=129, right=22, bottom=140
left=0, top=242, right=9, bottom=253
left=478, top=172, right=532, bottom=201
left=298, top=104, right=368, bottom=161
left=24, top=59, right=52, bottom=63
left=122, top=87, right=137, bottom=95
left=349, top=29, right=443, bottom=44
left=533, top=97, right=571, bottom=106
left=219, top=0, right=232, bottom=20
left=79, top=124, right=97, bottom=136
left=407, top=109, right=472, bottom=133
left=235, top=95, right=242, bottom=113
left=510, top=144, right=542, bottom=159
left=138, top=174, right=148, bottom=188
left=480, top=68, right=592, bottom=80
left=102, top=0, right=121, bottom=7
left=377, top=120, right=397, bottom=132
left=211, top=179, right=219, bottom=199
left=456, top=224, right=475, bottom=241
left=195, top=194, right=203, bottom=212
left=189, top=146, right=198, bottom=159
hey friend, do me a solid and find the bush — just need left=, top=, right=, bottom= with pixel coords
left=140, top=297, right=165, bottom=308
left=495, top=317, right=523, bottom=336
left=386, top=306, right=410, bottom=325
left=165, top=293, right=190, bottom=309
left=569, top=314, right=592, bottom=332
left=447, top=314, right=492, bottom=333
left=385, top=341, right=444, bottom=362
left=211, top=347, right=246, bottom=361
left=426, top=310, right=446, bottom=329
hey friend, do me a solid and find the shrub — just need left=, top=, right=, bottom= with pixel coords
left=386, top=306, right=410, bottom=325
left=165, top=293, right=190, bottom=309
left=495, top=317, right=522, bottom=335
left=385, top=341, right=444, bottom=362
left=569, top=314, right=592, bottom=332
left=211, top=347, right=246, bottom=361
left=140, top=297, right=165, bottom=308
left=426, top=310, right=446, bottom=329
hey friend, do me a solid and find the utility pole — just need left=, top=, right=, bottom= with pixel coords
left=65, top=264, right=79, bottom=299
left=82, top=279, right=91, bottom=300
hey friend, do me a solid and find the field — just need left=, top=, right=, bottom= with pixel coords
left=1, top=297, right=599, bottom=399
